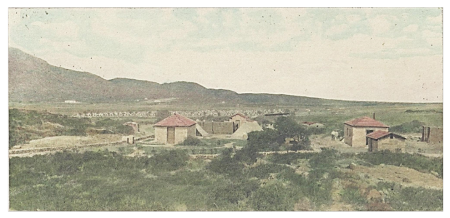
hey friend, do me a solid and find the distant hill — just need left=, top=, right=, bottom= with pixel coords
left=8, top=47, right=348, bottom=105
left=9, top=47, right=116, bottom=102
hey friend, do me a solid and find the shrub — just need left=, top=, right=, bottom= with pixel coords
left=269, top=152, right=315, bottom=165
left=210, top=180, right=259, bottom=205
left=357, top=151, right=443, bottom=178
left=233, top=144, right=260, bottom=165
left=391, top=187, right=443, bottom=211
left=208, top=148, right=244, bottom=177
left=389, top=120, right=425, bottom=133
left=246, top=163, right=292, bottom=179
left=250, top=183, right=295, bottom=211
left=177, top=136, right=205, bottom=146
left=308, top=149, right=339, bottom=169
left=149, top=150, right=189, bottom=172
left=341, top=185, right=366, bottom=205
left=247, top=129, right=281, bottom=150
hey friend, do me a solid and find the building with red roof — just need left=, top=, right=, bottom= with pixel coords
left=366, top=130, right=406, bottom=152
left=344, top=115, right=389, bottom=147
left=154, top=114, right=196, bottom=144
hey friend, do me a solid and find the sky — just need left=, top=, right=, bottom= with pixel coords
left=8, top=7, right=443, bottom=103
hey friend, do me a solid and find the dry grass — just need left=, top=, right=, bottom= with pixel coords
left=344, top=164, right=443, bottom=190
left=19, top=134, right=122, bottom=149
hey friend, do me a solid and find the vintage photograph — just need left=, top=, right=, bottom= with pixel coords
left=8, top=8, right=443, bottom=211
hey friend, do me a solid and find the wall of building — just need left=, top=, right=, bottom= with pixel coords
left=229, top=116, right=249, bottom=124
left=174, top=127, right=187, bottom=144
left=422, top=126, right=443, bottom=144
left=155, top=126, right=167, bottom=144
left=197, top=121, right=234, bottom=134
left=122, top=135, right=135, bottom=144
left=348, top=126, right=389, bottom=147
left=344, top=124, right=354, bottom=146
left=371, top=137, right=406, bottom=153
left=187, top=125, right=196, bottom=138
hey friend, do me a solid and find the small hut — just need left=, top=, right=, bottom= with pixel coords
left=366, top=131, right=406, bottom=153
left=229, top=113, right=252, bottom=131
left=154, top=114, right=196, bottom=144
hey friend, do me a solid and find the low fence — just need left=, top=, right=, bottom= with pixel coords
left=9, top=140, right=125, bottom=155
left=259, top=150, right=319, bottom=156
left=143, top=146, right=228, bottom=155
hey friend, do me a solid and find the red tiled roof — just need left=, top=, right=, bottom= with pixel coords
left=344, top=117, right=389, bottom=128
left=154, top=114, right=196, bottom=127
left=367, top=130, right=406, bottom=140
left=366, top=130, right=390, bottom=139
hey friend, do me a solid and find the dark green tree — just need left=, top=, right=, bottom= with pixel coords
left=276, top=117, right=311, bottom=150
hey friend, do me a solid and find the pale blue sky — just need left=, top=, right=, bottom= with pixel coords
left=9, top=8, right=443, bottom=102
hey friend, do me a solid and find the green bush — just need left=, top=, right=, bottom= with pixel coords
left=269, top=152, right=315, bottom=165
left=376, top=182, right=443, bottom=211
left=247, top=129, right=281, bottom=151
left=389, top=120, right=425, bottom=133
left=341, top=185, right=366, bottom=205
left=177, top=136, right=205, bottom=146
left=250, top=183, right=296, bottom=211
left=391, top=187, right=443, bottom=211
left=357, top=151, right=443, bottom=178
left=210, top=180, right=259, bottom=206
left=247, top=116, right=311, bottom=152
left=246, top=163, right=292, bottom=179
left=308, top=149, right=339, bottom=169
left=149, top=150, right=190, bottom=172
left=233, top=144, right=260, bottom=165
left=208, top=148, right=245, bottom=177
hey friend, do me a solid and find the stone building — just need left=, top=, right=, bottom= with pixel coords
left=122, top=135, right=135, bottom=144
left=229, top=113, right=252, bottom=131
left=344, top=116, right=389, bottom=147
left=421, top=126, right=443, bottom=144
left=154, top=114, right=196, bottom=144
left=366, top=131, right=406, bottom=153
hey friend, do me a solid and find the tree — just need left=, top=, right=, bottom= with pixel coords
left=247, top=116, right=311, bottom=152
left=274, top=116, right=310, bottom=150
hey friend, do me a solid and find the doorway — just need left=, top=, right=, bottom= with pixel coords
left=366, top=130, right=374, bottom=145
left=167, top=127, right=175, bottom=144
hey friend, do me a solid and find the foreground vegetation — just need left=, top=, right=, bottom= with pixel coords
left=10, top=147, right=442, bottom=211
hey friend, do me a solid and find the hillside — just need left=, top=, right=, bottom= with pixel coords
left=8, top=47, right=349, bottom=105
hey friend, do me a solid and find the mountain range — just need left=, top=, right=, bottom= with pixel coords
left=8, top=47, right=355, bottom=106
